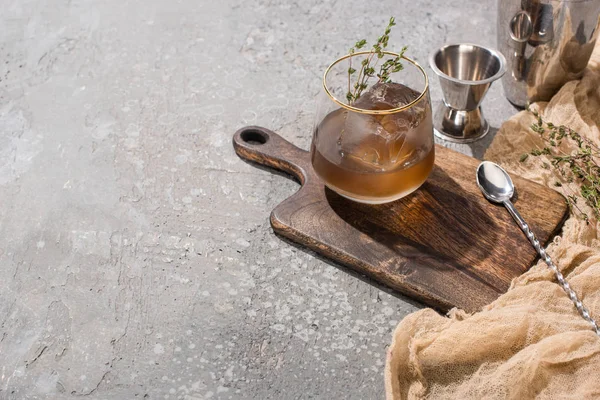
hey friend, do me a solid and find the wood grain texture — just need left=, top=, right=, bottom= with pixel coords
left=233, top=126, right=569, bottom=312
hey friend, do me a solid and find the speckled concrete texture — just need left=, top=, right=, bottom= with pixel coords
left=0, top=0, right=516, bottom=399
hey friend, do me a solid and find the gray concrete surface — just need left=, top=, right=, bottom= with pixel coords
left=0, top=0, right=516, bottom=399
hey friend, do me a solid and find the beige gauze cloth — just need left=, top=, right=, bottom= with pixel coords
left=385, top=41, right=600, bottom=399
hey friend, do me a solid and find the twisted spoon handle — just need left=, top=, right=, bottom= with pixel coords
left=504, top=200, right=600, bottom=336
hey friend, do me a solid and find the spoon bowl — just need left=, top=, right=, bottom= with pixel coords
left=476, top=161, right=515, bottom=203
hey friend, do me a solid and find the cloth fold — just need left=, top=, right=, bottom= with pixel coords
left=385, top=40, right=600, bottom=400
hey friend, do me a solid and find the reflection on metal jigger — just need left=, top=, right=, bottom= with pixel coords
left=429, top=44, right=506, bottom=143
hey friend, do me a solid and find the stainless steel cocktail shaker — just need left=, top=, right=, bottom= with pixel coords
left=497, top=0, right=600, bottom=107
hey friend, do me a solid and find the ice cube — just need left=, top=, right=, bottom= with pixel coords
left=339, top=111, right=409, bottom=171
left=339, top=111, right=385, bottom=158
left=338, top=82, right=427, bottom=171
left=353, top=82, right=420, bottom=111
left=355, top=82, right=427, bottom=131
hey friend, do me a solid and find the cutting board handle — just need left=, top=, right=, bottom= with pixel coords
left=233, top=126, right=311, bottom=185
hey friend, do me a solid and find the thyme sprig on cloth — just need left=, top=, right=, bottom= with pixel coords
left=520, top=108, right=600, bottom=223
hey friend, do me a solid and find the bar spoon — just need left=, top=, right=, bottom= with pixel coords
left=476, top=161, right=599, bottom=336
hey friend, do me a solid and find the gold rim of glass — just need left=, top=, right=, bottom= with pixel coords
left=322, top=50, right=429, bottom=115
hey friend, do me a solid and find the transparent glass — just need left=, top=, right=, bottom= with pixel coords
left=311, top=51, right=434, bottom=204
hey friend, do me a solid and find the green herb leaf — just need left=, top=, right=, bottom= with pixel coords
left=523, top=109, right=600, bottom=223
left=345, top=16, right=407, bottom=103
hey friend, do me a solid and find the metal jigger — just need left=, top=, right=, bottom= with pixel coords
left=429, top=44, right=506, bottom=143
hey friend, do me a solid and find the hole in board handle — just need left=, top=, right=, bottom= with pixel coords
left=240, top=129, right=268, bottom=145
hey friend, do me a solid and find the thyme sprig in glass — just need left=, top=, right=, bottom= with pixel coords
left=520, top=107, right=600, bottom=223
left=346, top=17, right=408, bottom=103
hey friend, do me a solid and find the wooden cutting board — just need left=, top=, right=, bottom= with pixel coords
left=233, top=126, right=569, bottom=312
